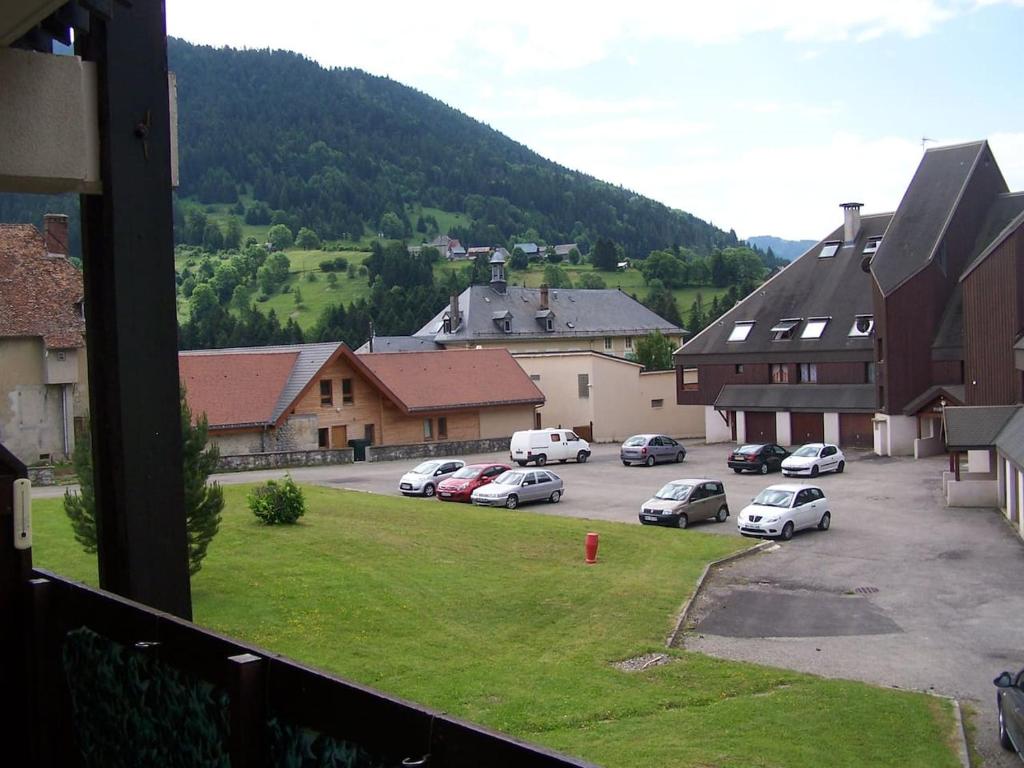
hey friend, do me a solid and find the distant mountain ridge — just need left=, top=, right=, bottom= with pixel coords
left=745, top=235, right=817, bottom=262
left=166, top=38, right=739, bottom=257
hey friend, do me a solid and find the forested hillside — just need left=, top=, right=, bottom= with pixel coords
left=167, top=38, right=738, bottom=257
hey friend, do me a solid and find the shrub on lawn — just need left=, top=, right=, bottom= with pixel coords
left=248, top=476, right=305, bottom=525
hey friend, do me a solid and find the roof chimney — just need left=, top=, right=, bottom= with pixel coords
left=840, top=202, right=862, bottom=244
left=448, top=293, right=460, bottom=331
left=43, top=213, right=69, bottom=257
left=539, top=284, right=549, bottom=310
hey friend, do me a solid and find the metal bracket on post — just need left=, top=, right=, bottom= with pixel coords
left=13, top=478, right=31, bottom=550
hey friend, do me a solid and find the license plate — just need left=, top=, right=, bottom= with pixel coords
left=440, top=492, right=451, bottom=497
left=643, top=515, right=659, bottom=522
left=400, top=483, right=412, bottom=490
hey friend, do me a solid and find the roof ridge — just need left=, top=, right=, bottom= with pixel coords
left=923, top=139, right=988, bottom=154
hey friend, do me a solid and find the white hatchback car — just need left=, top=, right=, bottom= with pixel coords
left=781, top=443, right=845, bottom=477
left=737, top=484, right=831, bottom=541
left=398, top=459, right=466, bottom=497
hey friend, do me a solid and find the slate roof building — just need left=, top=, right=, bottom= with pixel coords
left=0, top=215, right=89, bottom=463
left=675, top=140, right=1024, bottom=456
left=180, top=343, right=542, bottom=458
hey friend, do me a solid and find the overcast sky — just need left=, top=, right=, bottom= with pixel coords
left=167, top=0, right=1024, bottom=241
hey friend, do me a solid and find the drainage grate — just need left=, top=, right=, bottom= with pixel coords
left=854, top=586, right=879, bottom=594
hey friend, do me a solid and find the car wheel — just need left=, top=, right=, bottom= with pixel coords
left=535, top=454, right=547, bottom=466
left=549, top=490, right=561, bottom=503
left=676, top=513, right=689, bottom=530
left=999, top=701, right=1014, bottom=750
left=836, top=460, right=845, bottom=474
left=818, top=511, right=831, bottom=531
left=505, top=494, right=519, bottom=510
left=733, top=468, right=742, bottom=474
left=811, top=465, right=820, bottom=477
left=645, top=455, right=655, bottom=467
left=423, top=484, right=435, bottom=498
left=675, top=452, right=684, bottom=463
left=516, top=460, right=527, bottom=467
left=759, top=463, right=769, bottom=475
left=622, top=460, right=630, bottom=466
left=780, top=521, right=794, bottom=541
left=716, top=506, right=729, bottom=523
left=577, top=451, right=589, bottom=463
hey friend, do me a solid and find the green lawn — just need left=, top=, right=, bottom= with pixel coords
left=32, top=486, right=958, bottom=767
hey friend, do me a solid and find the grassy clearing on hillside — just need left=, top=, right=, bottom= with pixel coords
left=33, top=486, right=958, bottom=768
left=406, top=204, right=472, bottom=235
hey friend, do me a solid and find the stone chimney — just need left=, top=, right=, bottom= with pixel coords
left=43, top=213, right=69, bottom=257
left=841, top=202, right=862, bottom=244
left=448, top=293, right=460, bottom=331
left=539, top=284, right=549, bottom=310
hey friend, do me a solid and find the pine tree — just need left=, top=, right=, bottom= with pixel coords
left=63, top=388, right=224, bottom=575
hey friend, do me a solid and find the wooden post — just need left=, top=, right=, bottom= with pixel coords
left=76, top=4, right=191, bottom=619
left=227, top=653, right=267, bottom=767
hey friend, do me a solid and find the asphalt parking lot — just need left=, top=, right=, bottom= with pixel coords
left=36, top=440, right=1024, bottom=763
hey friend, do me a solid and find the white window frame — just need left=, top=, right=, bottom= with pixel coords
left=728, top=321, right=755, bottom=342
left=819, top=240, right=841, bottom=259
left=604, top=337, right=612, bottom=350
left=863, top=237, right=882, bottom=255
left=624, top=336, right=633, bottom=349
left=798, top=363, right=818, bottom=383
left=801, top=317, right=830, bottom=339
left=770, top=318, right=801, bottom=341
left=849, top=315, right=875, bottom=337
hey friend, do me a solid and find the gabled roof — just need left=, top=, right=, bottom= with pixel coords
left=995, top=407, right=1024, bottom=467
left=416, top=285, right=684, bottom=344
left=959, top=191, right=1024, bottom=282
left=179, top=350, right=299, bottom=429
left=359, top=349, right=544, bottom=412
left=514, top=242, right=539, bottom=254
left=676, top=213, right=890, bottom=362
left=0, top=223, right=85, bottom=349
left=871, top=141, right=1003, bottom=296
left=714, top=384, right=877, bottom=413
left=353, top=336, right=443, bottom=354
left=944, top=405, right=1020, bottom=451
left=553, top=243, right=578, bottom=256
left=901, top=384, right=965, bottom=416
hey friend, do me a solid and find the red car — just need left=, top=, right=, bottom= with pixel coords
left=436, top=463, right=510, bottom=502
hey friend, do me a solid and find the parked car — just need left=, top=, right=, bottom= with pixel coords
left=782, top=443, right=846, bottom=477
left=436, top=463, right=510, bottom=503
left=639, top=479, right=728, bottom=529
left=995, top=668, right=1024, bottom=759
left=510, top=429, right=590, bottom=466
left=398, top=459, right=466, bottom=497
left=621, top=434, right=686, bottom=467
left=727, top=443, right=790, bottom=474
left=471, top=469, right=564, bottom=509
left=736, top=484, right=831, bottom=540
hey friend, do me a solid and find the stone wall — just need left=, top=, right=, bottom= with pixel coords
left=366, top=436, right=511, bottom=463
left=216, top=448, right=354, bottom=472
left=27, top=465, right=55, bottom=486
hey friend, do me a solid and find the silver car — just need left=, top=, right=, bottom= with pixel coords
left=639, top=479, right=729, bottom=529
left=621, top=434, right=687, bottom=467
left=470, top=469, right=564, bottom=509
left=398, top=459, right=466, bottom=497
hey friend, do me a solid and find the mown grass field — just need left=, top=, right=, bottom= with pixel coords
left=33, top=485, right=959, bottom=767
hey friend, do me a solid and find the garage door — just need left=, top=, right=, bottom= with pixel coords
left=744, top=411, right=776, bottom=443
left=791, top=412, right=824, bottom=444
left=839, top=412, right=873, bottom=448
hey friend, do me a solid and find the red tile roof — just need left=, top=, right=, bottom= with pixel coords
left=358, top=348, right=544, bottom=412
left=179, top=351, right=298, bottom=428
left=0, top=224, right=85, bottom=349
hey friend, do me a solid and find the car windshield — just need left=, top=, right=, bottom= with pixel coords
left=624, top=436, right=646, bottom=447
left=495, top=471, right=524, bottom=485
left=655, top=482, right=693, bottom=501
left=451, top=466, right=482, bottom=479
left=792, top=445, right=821, bottom=457
left=412, top=461, right=442, bottom=474
left=753, top=489, right=794, bottom=508
left=737, top=444, right=762, bottom=454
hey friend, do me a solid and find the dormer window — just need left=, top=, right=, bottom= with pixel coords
left=801, top=317, right=830, bottom=339
left=863, top=237, right=882, bottom=255
left=442, top=314, right=452, bottom=333
left=770, top=318, right=801, bottom=341
left=535, top=307, right=555, bottom=332
left=728, top=321, right=754, bottom=342
left=819, top=240, right=841, bottom=259
left=504, top=319, right=511, bottom=333
left=492, top=309, right=512, bottom=333
left=546, top=318, right=553, bottom=331
left=849, top=315, right=875, bottom=337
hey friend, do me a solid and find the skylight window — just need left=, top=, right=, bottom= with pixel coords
left=849, top=315, right=875, bottom=337
left=728, top=321, right=755, bottom=342
left=819, top=240, right=841, bottom=259
left=770, top=318, right=801, bottom=341
left=801, top=317, right=830, bottom=339
left=863, top=236, right=882, bottom=255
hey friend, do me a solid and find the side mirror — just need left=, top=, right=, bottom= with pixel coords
left=435, top=469, right=444, bottom=476
left=994, top=671, right=1014, bottom=688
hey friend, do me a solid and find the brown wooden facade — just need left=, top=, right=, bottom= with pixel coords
left=677, top=361, right=874, bottom=406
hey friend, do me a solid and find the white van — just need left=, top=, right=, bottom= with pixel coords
left=510, top=429, right=591, bottom=466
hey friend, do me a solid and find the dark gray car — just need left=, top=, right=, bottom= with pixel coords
left=996, top=668, right=1024, bottom=759
left=621, top=434, right=686, bottom=467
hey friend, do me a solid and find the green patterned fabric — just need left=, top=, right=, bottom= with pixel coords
left=267, top=716, right=389, bottom=768
left=62, top=627, right=231, bottom=768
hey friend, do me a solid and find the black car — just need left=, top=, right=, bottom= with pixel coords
left=996, top=668, right=1024, bottom=759
left=727, top=443, right=790, bottom=474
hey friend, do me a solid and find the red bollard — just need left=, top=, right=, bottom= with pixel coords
left=585, top=532, right=599, bottom=564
